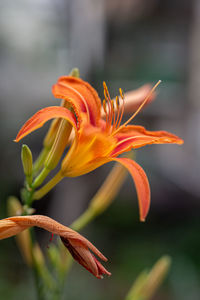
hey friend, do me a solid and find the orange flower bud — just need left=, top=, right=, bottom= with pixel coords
left=0, top=215, right=111, bottom=279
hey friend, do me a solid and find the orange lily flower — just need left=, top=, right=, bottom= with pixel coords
left=0, top=215, right=111, bottom=278
left=15, top=76, right=183, bottom=221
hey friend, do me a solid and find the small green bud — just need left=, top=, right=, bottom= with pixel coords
left=7, top=197, right=33, bottom=265
left=7, top=196, right=23, bottom=216
left=142, top=256, right=171, bottom=299
left=21, top=144, right=33, bottom=185
left=69, top=67, right=80, bottom=78
left=125, top=255, right=171, bottom=300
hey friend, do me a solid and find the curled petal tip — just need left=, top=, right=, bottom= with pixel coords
left=97, top=271, right=112, bottom=279
left=140, top=205, right=150, bottom=222
left=106, top=271, right=112, bottom=277
left=60, top=236, right=110, bottom=279
left=112, top=157, right=151, bottom=222
left=15, top=106, right=77, bottom=142
left=178, top=138, right=184, bottom=145
left=103, top=256, right=108, bottom=262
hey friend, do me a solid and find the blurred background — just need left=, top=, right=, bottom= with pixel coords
left=0, top=0, right=200, bottom=299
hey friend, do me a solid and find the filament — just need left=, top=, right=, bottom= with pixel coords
left=115, top=88, right=125, bottom=130
left=103, top=82, right=114, bottom=131
left=113, top=80, right=161, bottom=135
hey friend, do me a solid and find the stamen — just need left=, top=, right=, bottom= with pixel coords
left=119, top=88, right=124, bottom=100
left=103, top=82, right=110, bottom=129
left=112, top=96, right=119, bottom=131
left=115, top=95, right=119, bottom=110
left=113, top=80, right=161, bottom=135
left=103, top=81, right=113, bottom=131
left=103, top=99, right=108, bottom=125
left=103, top=99, right=107, bottom=114
left=113, top=95, right=121, bottom=131
left=108, top=99, right=114, bottom=130
left=111, top=100, right=115, bottom=129
left=115, top=88, right=125, bottom=129
left=103, top=81, right=109, bottom=96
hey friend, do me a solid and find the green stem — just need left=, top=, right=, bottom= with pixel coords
left=33, top=147, right=50, bottom=176
left=30, top=229, right=58, bottom=300
left=33, top=171, right=63, bottom=200
left=26, top=189, right=35, bottom=207
left=33, top=268, right=46, bottom=300
left=32, top=167, right=51, bottom=189
left=71, top=207, right=96, bottom=232
left=29, top=229, right=46, bottom=300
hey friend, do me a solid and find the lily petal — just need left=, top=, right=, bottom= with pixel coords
left=0, top=215, right=110, bottom=278
left=111, top=157, right=150, bottom=221
left=112, top=125, right=184, bottom=156
left=52, top=76, right=102, bottom=126
left=61, top=236, right=111, bottom=278
left=15, top=106, right=77, bottom=142
left=61, top=119, right=116, bottom=177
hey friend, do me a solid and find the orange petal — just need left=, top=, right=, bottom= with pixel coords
left=61, top=237, right=111, bottom=278
left=112, top=125, right=184, bottom=156
left=61, top=123, right=115, bottom=177
left=0, top=215, right=107, bottom=262
left=15, top=106, right=77, bottom=142
left=112, top=157, right=150, bottom=221
left=0, top=215, right=111, bottom=278
left=52, top=76, right=102, bottom=126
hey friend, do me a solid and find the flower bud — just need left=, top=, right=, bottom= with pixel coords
left=32, top=243, right=56, bottom=289
left=44, top=120, right=72, bottom=170
left=125, top=256, right=171, bottom=300
left=7, top=196, right=33, bottom=266
left=43, top=119, right=61, bottom=150
left=21, top=144, right=33, bottom=185
left=69, top=67, right=80, bottom=77
left=7, top=196, right=23, bottom=216
left=43, top=68, right=80, bottom=170
left=32, top=243, right=45, bottom=267
left=90, top=162, right=128, bottom=215
left=142, top=256, right=171, bottom=299
left=39, top=69, right=80, bottom=164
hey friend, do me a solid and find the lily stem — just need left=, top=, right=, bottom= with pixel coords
left=32, top=167, right=51, bottom=189
left=71, top=207, right=96, bottom=232
left=33, top=147, right=50, bottom=176
left=33, top=171, right=63, bottom=200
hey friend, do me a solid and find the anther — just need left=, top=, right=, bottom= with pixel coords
left=103, top=81, right=109, bottom=96
left=119, top=88, right=124, bottom=100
